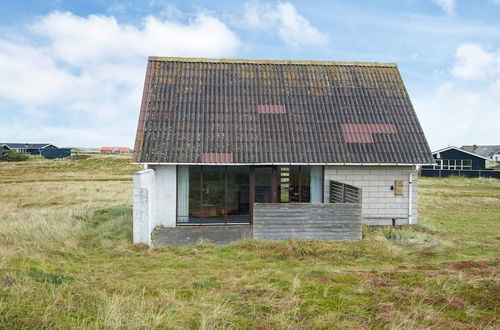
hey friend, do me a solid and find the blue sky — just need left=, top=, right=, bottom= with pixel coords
left=1, top=0, right=499, bottom=149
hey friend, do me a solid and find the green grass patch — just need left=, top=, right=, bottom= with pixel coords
left=26, top=268, right=74, bottom=285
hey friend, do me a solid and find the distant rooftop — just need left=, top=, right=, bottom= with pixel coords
left=461, top=145, right=500, bottom=158
left=1, top=143, right=55, bottom=149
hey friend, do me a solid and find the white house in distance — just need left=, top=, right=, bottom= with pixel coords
left=131, top=57, right=434, bottom=245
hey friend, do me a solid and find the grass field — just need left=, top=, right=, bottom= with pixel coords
left=0, top=155, right=499, bottom=329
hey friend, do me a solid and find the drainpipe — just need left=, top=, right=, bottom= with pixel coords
left=408, top=172, right=413, bottom=224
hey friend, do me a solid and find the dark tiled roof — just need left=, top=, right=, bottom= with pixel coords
left=1, top=143, right=55, bottom=149
left=133, top=57, right=433, bottom=164
left=462, top=145, right=500, bottom=158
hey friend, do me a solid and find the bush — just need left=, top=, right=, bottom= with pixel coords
left=0, top=150, right=31, bottom=162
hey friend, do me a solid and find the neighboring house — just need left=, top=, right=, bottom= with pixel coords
left=100, top=147, right=114, bottom=154
left=0, top=143, right=71, bottom=159
left=1, top=143, right=56, bottom=154
left=421, top=146, right=499, bottom=179
left=425, top=146, right=489, bottom=170
left=462, top=145, right=500, bottom=163
left=132, top=57, right=434, bottom=245
left=101, top=147, right=132, bottom=154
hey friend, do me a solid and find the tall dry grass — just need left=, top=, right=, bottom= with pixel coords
left=0, top=156, right=498, bottom=328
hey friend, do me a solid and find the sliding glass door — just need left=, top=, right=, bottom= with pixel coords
left=226, top=166, right=250, bottom=222
left=177, top=165, right=322, bottom=225
left=254, top=167, right=274, bottom=203
left=178, top=166, right=249, bottom=225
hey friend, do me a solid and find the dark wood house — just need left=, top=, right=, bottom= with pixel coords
left=0, top=143, right=71, bottom=159
left=420, top=146, right=500, bottom=179
left=131, top=57, right=433, bottom=245
left=425, top=146, right=488, bottom=171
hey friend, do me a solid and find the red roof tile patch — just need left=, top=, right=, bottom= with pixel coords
left=258, top=105, right=286, bottom=114
left=201, top=152, right=233, bottom=163
left=342, top=123, right=398, bottom=143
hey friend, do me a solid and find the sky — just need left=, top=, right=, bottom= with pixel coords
left=0, top=0, right=499, bottom=150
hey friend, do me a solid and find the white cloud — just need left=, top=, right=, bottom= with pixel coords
left=434, top=0, right=455, bottom=15
left=243, top=1, right=328, bottom=47
left=414, top=43, right=500, bottom=149
left=451, top=43, right=500, bottom=80
left=0, top=11, right=241, bottom=146
left=31, top=11, right=240, bottom=66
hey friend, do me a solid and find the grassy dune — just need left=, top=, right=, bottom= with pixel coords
left=0, top=156, right=498, bottom=329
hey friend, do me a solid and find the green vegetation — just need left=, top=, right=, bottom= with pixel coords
left=0, top=156, right=498, bottom=328
left=0, top=150, right=31, bottom=162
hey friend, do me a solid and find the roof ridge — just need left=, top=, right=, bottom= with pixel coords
left=147, top=56, right=397, bottom=67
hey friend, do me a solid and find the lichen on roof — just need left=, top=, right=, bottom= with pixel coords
left=132, top=57, right=432, bottom=164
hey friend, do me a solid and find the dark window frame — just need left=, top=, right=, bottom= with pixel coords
left=178, top=165, right=250, bottom=225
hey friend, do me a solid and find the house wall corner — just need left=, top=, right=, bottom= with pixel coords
left=133, top=169, right=155, bottom=245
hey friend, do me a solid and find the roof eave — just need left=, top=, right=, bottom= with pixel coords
left=133, top=162, right=429, bottom=166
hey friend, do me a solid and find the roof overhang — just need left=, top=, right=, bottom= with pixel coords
left=133, top=162, right=431, bottom=166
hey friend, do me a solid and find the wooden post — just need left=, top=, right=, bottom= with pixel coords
left=271, top=166, right=278, bottom=203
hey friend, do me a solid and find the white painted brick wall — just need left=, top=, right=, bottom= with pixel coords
left=324, top=166, right=418, bottom=225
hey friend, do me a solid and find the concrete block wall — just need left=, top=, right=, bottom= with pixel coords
left=253, top=203, right=362, bottom=241
left=133, top=169, right=155, bottom=245
left=133, top=165, right=177, bottom=245
left=324, top=166, right=418, bottom=225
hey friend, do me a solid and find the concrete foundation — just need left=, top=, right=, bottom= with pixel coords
left=152, top=225, right=252, bottom=246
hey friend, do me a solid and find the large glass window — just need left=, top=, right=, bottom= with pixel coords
left=255, top=167, right=273, bottom=203
left=181, top=166, right=249, bottom=224
left=226, top=166, right=249, bottom=221
left=202, top=166, right=225, bottom=222
left=279, top=166, right=311, bottom=203
left=462, top=160, right=472, bottom=170
left=188, top=166, right=202, bottom=222
left=179, top=165, right=321, bottom=224
left=434, top=159, right=473, bottom=170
